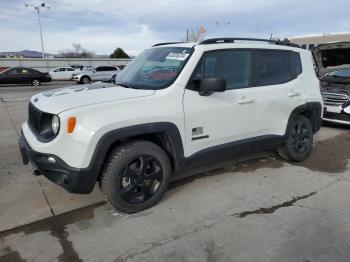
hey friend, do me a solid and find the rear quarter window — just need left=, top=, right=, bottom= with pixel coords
left=254, top=50, right=301, bottom=86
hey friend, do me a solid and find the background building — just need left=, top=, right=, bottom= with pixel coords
left=290, top=33, right=350, bottom=50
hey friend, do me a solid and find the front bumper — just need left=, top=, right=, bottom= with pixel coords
left=19, top=131, right=97, bottom=194
left=323, top=105, right=350, bottom=125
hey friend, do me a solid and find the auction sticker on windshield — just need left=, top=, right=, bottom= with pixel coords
left=166, top=52, right=190, bottom=61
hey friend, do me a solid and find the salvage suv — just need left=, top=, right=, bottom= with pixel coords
left=312, top=42, right=350, bottom=125
left=19, top=38, right=323, bottom=213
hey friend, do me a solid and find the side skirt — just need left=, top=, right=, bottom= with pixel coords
left=171, top=135, right=283, bottom=181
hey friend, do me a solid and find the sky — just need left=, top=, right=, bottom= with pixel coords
left=0, top=0, right=349, bottom=56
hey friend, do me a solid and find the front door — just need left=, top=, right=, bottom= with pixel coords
left=183, top=49, right=257, bottom=157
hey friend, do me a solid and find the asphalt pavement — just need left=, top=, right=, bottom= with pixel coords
left=0, top=82, right=350, bottom=262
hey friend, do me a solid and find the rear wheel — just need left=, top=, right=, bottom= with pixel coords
left=279, top=115, right=313, bottom=162
left=31, top=79, right=41, bottom=86
left=100, top=140, right=171, bottom=213
left=80, top=76, right=91, bottom=84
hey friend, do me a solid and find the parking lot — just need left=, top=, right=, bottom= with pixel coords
left=1, top=82, right=350, bottom=262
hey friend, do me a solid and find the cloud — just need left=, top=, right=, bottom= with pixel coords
left=0, top=0, right=349, bottom=55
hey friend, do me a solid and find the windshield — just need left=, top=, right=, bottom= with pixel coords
left=327, top=69, right=350, bottom=78
left=115, top=47, right=193, bottom=90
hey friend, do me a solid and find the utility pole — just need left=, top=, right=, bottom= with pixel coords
left=25, top=2, right=50, bottom=59
left=186, top=28, right=189, bottom=43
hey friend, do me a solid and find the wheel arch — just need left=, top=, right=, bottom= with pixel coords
left=90, top=122, right=186, bottom=183
left=80, top=75, right=91, bottom=82
left=285, top=102, right=322, bottom=139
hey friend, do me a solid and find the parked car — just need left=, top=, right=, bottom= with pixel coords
left=312, top=42, right=350, bottom=125
left=72, top=66, right=120, bottom=84
left=49, top=67, right=79, bottom=80
left=69, top=65, right=85, bottom=70
left=0, top=67, right=51, bottom=86
left=20, top=38, right=322, bottom=213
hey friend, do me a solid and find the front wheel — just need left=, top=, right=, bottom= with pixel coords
left=111, top=75, right=116, bottom=83
left=279, top=115, right=313, bottom=162
left=80, top=76, right=91, bottom=84
left=100, top=140, right=171, bottom=213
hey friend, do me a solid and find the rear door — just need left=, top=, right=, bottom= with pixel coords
left=92, top=67, right=106, bottom=80
left=252, top=50, right=305, bottom=136
left=63, top=68, right=75, bottom=80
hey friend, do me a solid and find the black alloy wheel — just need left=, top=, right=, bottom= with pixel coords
left=118, top=155, right=163, bottom=204
left=278, top=115, right=313, bottom=162
left=100, top=140, right=171, bottom=213
left=291, top=121, right=311, bottom=155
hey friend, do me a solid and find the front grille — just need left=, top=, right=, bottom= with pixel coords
left=321, top=92, right=349, bottom=106
left=28, top=102, right=41, bottom=135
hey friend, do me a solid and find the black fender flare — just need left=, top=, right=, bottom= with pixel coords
left=87, top=122, right=185, bottom=181
left=284, top=102, right=322, bottom=140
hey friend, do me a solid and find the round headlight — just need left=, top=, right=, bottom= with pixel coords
left=51, top=115, right=60, bottom=135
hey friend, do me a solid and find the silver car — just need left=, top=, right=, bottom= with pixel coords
left=72, top=66, right=120, bottom=84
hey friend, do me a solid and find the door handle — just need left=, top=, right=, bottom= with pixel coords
left=288, top=91, right=302, bottom=97
left=238, top=96, right=255, bottom=104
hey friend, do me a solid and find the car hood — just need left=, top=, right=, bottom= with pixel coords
left=30, top=82, right=155, bottom=114
left=312, top=42, right=350, bottom=77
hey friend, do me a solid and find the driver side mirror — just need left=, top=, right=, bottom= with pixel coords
left=92, top=70, right=97, bottom=73
left=199, top=77, right=227, bottom=96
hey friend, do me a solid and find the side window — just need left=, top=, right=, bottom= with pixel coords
left=28, top=69, right=40, bottom=74
left=7, top=68, right=19, bottom=75
left=254, top=50, right=293, bottom=86
left=67, top=68, right=74, bottom=71
left=291, top=52, right=302, bottom=76
left=187, top=50, right=252, bottom=91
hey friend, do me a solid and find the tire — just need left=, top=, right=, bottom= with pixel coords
left=80, top=76, right=91, bottom=84
left=100, top=140, right=171, bottom=213
left=279, top=115, right=313, bottom=162
left=111, top=75, right=116, bottom=83
left=31, top=79, right=41, bottom=86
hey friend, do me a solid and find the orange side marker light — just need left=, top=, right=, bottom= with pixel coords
left=67, top=117, right=76, bottom=133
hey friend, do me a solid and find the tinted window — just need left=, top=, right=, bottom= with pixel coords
left=291, top=52, right=302, bottom=76
left=28, top=69, right=40, bottom=74
left=188, top=50, right=251, bottom=91
left=7, top=68, right=20, bottom=74
left=98, top=66, right=116, bottom=71
left=254, top=50, right=293, bottom=86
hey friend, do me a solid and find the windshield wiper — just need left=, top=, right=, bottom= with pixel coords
left=115, top=83, right=140, bottom=89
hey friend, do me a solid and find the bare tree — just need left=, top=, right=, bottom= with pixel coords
left=58, top=43, right=95, bottom=58
left=180, top=26, right=206, bottom=42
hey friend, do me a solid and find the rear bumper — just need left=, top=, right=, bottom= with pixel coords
left=19, top=131, right=97, bottom=194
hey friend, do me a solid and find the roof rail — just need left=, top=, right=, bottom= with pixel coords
left=199, top=38, right=300, bottom=48
left=152, top=42, right=186, bottom=47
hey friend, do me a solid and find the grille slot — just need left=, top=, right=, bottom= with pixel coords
left=322, top=92, right=349, bottom=106
left=28, top=102, right=41, bottom=135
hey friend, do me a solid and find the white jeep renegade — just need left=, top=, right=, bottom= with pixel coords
left=20, top=38, right=323, bottom=213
